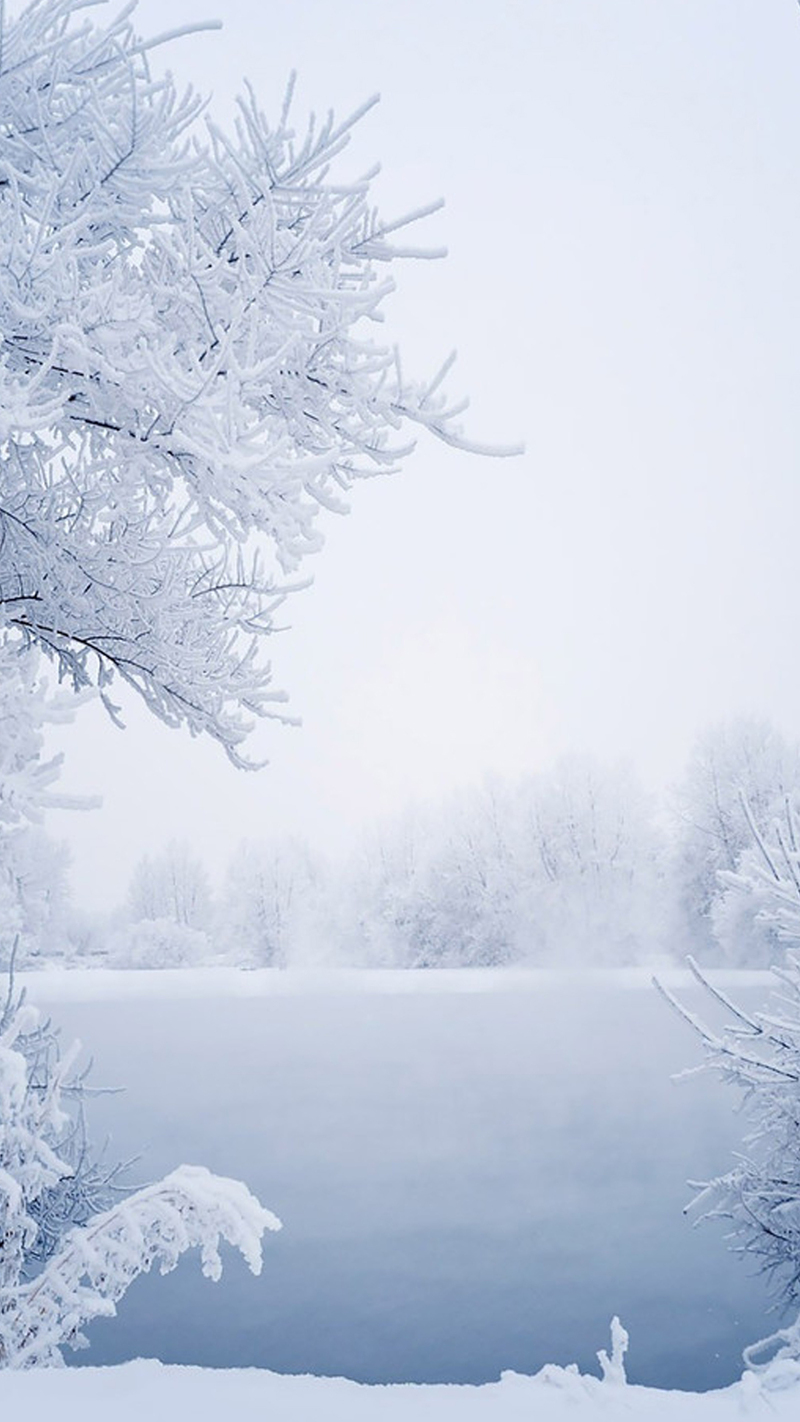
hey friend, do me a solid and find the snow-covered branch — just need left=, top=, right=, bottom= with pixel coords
left=1, top=1165, right=281, bottom=1368
left=0, top=0, right=516, bottom=762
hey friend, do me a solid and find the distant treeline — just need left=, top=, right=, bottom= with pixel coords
left=10, top=717, right=800, bottom=971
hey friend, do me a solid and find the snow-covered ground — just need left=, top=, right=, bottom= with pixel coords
left=4, top=1355, right=800, bottom=1421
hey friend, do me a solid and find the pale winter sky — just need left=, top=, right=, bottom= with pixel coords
left=44, top=0, right=800, bottom=910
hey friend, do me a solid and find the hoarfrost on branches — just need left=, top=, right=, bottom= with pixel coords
left=657, top=794, right=800, bottom=1367
left=658, top=955, right=800, bottom=1360
left=0, top=0, right=515, bottom=763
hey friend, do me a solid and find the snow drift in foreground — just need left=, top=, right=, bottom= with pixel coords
left=3, top=1355, right=800, bottom=1421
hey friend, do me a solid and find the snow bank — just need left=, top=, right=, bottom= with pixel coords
left=14, top=965, right=775, bottom=1001
left=2, top=1357, right=800, bottom=1420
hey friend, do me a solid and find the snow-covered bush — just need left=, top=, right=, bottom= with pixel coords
left=0, top=975, right=280, bottom=1367
left=107, top=917, right=212, bottom=969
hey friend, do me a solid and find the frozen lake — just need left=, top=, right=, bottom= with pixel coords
left=25, top=969, right=787, bottom=1391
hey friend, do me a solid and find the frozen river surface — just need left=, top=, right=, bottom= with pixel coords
left=27, top=970, right=786, bottom=1391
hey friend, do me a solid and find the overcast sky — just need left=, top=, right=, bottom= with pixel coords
left=43, top=0, right=800, bottom=910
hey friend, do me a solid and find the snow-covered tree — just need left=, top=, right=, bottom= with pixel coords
left=709, top=796, right=800, bottom=966
left=2, top=828, right=71, bottom=963
left=671, top=720, right=800, bottom=959
left=407, top=789, right=519, bottom=968
left=0, top=0, right=514, bottom=1362
left=514, top=758, right=668, bottom=965
left=339, top=813, right=437, bottom=966
left=127, top=841, right=212, bottom=930
left=0, top=969, right=280, bottom=1368
left=335, top=763, right=667, bottom=968
left=219, top=838, right=321, bottom=966
left=657, top=791, right=800, bottom=1366
left=657, top=954, right=800, bottom=1367
left=0, top=639, right=79, bottom=835
left=0, top=0, right=510, bottom=766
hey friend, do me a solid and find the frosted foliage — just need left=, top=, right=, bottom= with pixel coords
left=0, top=993, right=280, bottom=1368
left=0, top=1, right=498, bottom=763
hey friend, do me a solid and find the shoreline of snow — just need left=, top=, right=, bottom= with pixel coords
left=3, top=1359, right=800, bottom=1420
left=11, top=965, right=775, bottom=1001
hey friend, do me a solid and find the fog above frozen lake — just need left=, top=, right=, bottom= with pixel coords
left=29, top=973, right=784, bottom=1392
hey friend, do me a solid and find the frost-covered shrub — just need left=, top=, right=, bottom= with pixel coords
left=107, top=918, right=212, bottom=969
left=0, top=977, right=280, bottom=1367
